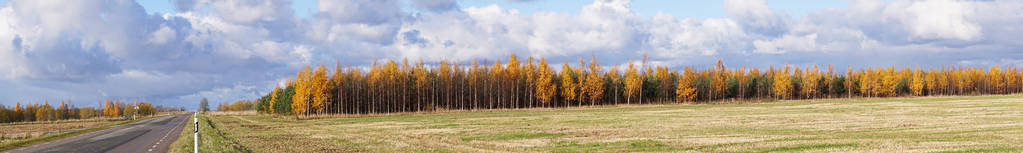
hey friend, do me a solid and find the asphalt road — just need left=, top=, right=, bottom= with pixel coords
left=5, top=114, right=192, bottom=153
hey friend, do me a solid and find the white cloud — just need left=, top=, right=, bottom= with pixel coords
left=147, top=25, right=176, bottom=44
left=753, top=33, right=818, bottom=54
left=887, top=0, right=982, bottom=41
left=724, top=0, right=789, bottom=35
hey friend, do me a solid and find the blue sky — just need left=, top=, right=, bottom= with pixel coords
left=0, top=0, right=1020, bottom=110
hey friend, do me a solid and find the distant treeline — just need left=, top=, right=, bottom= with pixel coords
left=0, top=99, right=184, bottom=123
left=255, top=54, right=1023, bottom=116
left=217, top=100, right=256, bottom=111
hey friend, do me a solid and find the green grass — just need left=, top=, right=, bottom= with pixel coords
left=549, top=139, right=677, bottom=152
left=752, top=143, right=859, bottom=153
left=460, top=132, right=566, bottom=142
left=170, top=94, right=1023, bottom=152
left=0, top=116, right=160, bottom=151
left=169, top=113, right=250, bottom=153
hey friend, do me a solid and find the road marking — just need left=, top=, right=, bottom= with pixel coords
left=146, top=115, right=189, bottom=153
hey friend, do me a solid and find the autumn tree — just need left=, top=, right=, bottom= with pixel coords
left=535, top=58, right=557, bottom=104
left=801, top=65, right=819, bottom=99
left=292, top=65, right=312, bottom=116
left=881, top=66, right=898, bottom=97
left=36, top=102, right=54, bottom=121
left=583, top=56, right=604, bottom=105
left=57, top=100, right=67, bottom=120
left=711, top=59, right=728, bottom=99
left=773, top=65, right=793, bottom=99
left=310, top=64, right=330, bottom=113
left=845, top=65, right=856, bottom=97
left=910, top=66, right=925, bottom=96
left=989, top=66, right=1004, bottom=94
left=676, top=66, right=697, bottom=102
left=560, top=63, right=578, bottom=106
left=624, top=59, right=642, bottom=104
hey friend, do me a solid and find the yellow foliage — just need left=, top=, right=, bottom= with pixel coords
left=676, top=67, right=697, bottom=102
left=623, top=59, right=642, bottom=104
left=535, top=58, right=557, bottom=103
left=560, top=63, right=578, bottom=103
left=292, top=65, right=312, bottom=115
left=773, top=65, right=792, bottom=99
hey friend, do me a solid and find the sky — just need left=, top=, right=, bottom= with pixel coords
left=0, top=0, right=1021, bottom=110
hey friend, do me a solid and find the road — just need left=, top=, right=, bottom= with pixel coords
left=5, top=114, right=192, bottom=153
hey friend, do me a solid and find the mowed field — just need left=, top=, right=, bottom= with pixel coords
left=172, top=95, right=1023, bottom=152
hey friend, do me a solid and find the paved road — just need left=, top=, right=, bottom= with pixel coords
left=5, top=114, right=192, bottom=153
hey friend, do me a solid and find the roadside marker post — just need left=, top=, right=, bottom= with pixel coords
left=194, top=112, right=199, bottom=153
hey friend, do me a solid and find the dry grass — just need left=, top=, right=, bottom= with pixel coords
left=206, top=111, right=258, bottom=116
left=174, top=94, right=1023, bottom=153
left=0, top=120, right=120, bottom=139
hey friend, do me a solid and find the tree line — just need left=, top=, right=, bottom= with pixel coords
left=217, top=100, right=257, bottom=111
left=255, top=54, right=1023, bottom=116
left=0, top=99, right=182, bottom=123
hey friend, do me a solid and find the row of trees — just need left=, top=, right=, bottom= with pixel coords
left=217, top=100, right=257, bottom=111
left=255, top=54, right=1023, bottom=116
left=0, top=99, right=179, bottom=123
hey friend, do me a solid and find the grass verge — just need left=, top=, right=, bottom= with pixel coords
left=169, top=113, right=250, bottom=153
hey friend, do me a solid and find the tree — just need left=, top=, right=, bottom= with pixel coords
left=268, top=85, right=281, bottom=114
left=311, top=64, right=330, bottom=113
left=13, top=102, right=23, bottom=122
left=583, top=55, right=604, bottom=105
left=773, top=65, right=793, bottom=99
left=36, top=103, right=54, bottom=121
left=711, top=59, right=728, bottom=99
left=275, top=83, right=295, bottom=114
left=801, top=64, right=819, bottom=99
left=560, top=63, right=578, bottom=106
left=880, top=66, right=898, bottom=97
left=123, top=102, right=136, bottom=119
left=535, top=58, right=556, bottom=104
left=676, top=66, right=697, bottom=102
left=293, top=65, right=312, bottom=116
left=413, top=60, right=431, bottom=111
left=989, top=66, right=1005, bottom=94
left=624, top=59, right=642, bottom=104
left=506, top=54, right=521, bottom=108
left=57, top=100, right=68, bottom=120
left=331, top=62, right=346, bottom=114
left=845, top=65, right=856, bottom=97
left=910, top=66, right=925, bottom=96
left=200, top=98, right=209, bottom=112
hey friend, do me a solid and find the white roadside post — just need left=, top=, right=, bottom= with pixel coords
left=194, top=112, right=199, bottom=153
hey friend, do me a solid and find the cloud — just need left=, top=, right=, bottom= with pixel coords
left=753, top=33, right=818, bottom=54
left=2, top=0, right=1023, bottom=109
left=889, top=0, right=982, bottom=41
left=724, top=0, right=790, bottom=36
left=411, top=0, right=459, bottom=12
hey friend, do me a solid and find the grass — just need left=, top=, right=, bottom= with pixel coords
left=171, top=94, right=1023, bottom=152
left=0, top=119, right=120, bottom=137
left=0, top=116, right=162, bottom=151
left=169, top=113, right=250, bottom=153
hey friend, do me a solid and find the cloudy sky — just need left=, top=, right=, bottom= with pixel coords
left=1, top=0, right=1021, bottom=109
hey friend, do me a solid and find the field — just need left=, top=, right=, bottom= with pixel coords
left=172, top=95, right=1023, bottom=152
